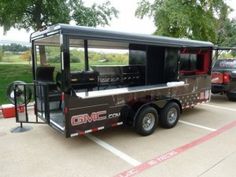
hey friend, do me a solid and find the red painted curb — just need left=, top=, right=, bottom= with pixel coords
left=115, top=120, right=236, bottom=177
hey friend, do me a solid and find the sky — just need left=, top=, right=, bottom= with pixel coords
left=0, top=0, right=236, bottom=43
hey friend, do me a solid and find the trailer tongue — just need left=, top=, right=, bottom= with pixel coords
left=10, top=24, right=213, bottom=138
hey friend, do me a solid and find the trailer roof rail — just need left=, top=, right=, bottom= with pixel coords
left=31, top=23, right=214, bottom=48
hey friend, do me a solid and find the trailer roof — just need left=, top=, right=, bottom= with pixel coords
left=31, top=24, right=214, bottom=48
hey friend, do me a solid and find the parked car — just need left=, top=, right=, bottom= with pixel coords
left=211, top=59, right=236, bottom=101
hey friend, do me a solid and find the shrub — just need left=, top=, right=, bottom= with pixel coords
left=20, top=50, right=31, bottom=61
left=0, top=47, right=3, bottom=62
left=70, top=55, right=81, bottom=63
left=48, top=56, right=60, bottom=63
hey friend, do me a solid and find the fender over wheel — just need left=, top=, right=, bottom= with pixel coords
left=135, top=106, right=158, bottom=136
left=160, top=102, right=180, bottom=129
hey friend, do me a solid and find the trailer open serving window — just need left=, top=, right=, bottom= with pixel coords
left=11, top=24, right=214, bottom=138
left=179, top=48, right=212, bottom=76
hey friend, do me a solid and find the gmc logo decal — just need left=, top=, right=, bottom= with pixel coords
left=71, top=110, right=121, bottom=126
left=71, top=110, right=107, bottom=126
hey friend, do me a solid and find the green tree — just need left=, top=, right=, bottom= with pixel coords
left=20, top=50, right=31, bottom=62
left=0, top=46, right=3, bottom=62
left=219, top=19, right=236, bottom=47
left=223, top=19, right=236, bottom=57
left=0, top=0, right=118, bottom=64
left=3, top=43, right=29, bottom=53
left=135, top=0, right=231, bottom=44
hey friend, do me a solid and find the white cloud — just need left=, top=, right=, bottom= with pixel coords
left=0, top=27, right=32, bottom=42
left=227, top=0, right=236, bottom=18
left=97, top=0, right=155, bottom=34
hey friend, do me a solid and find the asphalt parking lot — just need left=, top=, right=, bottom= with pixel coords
left=0, top=94, right=236, bottom=177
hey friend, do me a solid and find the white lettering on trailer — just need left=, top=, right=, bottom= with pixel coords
left=108, top=112, right=120, bottom=119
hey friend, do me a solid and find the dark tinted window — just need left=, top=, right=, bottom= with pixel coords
left=129, top=44, right=146, bottom=65
left=180, top=54, right=197, bottom=70
left=214, top=60, right=236, bottom=69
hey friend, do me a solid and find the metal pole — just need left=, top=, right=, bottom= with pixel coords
left=24, top=84, right=29, bottom=122
left=84, top=40, right=89, bottom=71
left=215, top=49, right=219, bottom=60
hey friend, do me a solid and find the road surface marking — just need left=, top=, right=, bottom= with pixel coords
left=204, top=104, right=236, bottom=112
left=179, top=120, right=216, bottom=132
left=86, top=134, right=141, bottom=166
left=115, top=120, right=236, bottom=177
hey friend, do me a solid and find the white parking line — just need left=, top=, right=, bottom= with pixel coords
left=179, top=120, right=217, bottom=132
left=204, top=104, right=236, bottom=112
left=86, top=134, right=141, bottom=166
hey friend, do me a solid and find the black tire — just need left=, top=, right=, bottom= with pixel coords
left=226, top=93, right=236, bottom=101
left=160, top=102, right=180, bottom=129
left=135, top=106, right=158, bottom=136
left=211, top=91, right=219, bottom=94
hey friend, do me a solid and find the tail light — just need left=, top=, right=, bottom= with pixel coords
left=223, top=72, right=230, bottom=84
left=61, top=92, right=65, bottom=102
left=211, top=72, right=231, bottom=84
left=211, top=72, right=223, bottom=84
left=61, top=92, right=67, bottom=114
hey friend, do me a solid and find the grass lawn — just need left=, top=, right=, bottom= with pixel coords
left=2, top=53, right=24, bottom=63
left=0, top=64, right=32, bottom=105
left=0, top=61, right=127, bottom=105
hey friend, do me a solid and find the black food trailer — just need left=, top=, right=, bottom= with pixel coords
left=10, top=24, right=213, bottom=137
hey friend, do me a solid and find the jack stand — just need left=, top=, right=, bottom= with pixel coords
left=11, top=122, right=32, bottom=133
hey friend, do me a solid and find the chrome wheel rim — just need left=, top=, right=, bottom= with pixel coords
left=167, top=108, right=177, bottom=124
left=142, top=113, right=155, bottom=131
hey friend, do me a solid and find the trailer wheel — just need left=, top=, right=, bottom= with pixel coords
left=160, top=102, right=180, bottom=128
left=6, top=81, right=32, bottom=105
left=135, top=106, right=158, bottom=136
